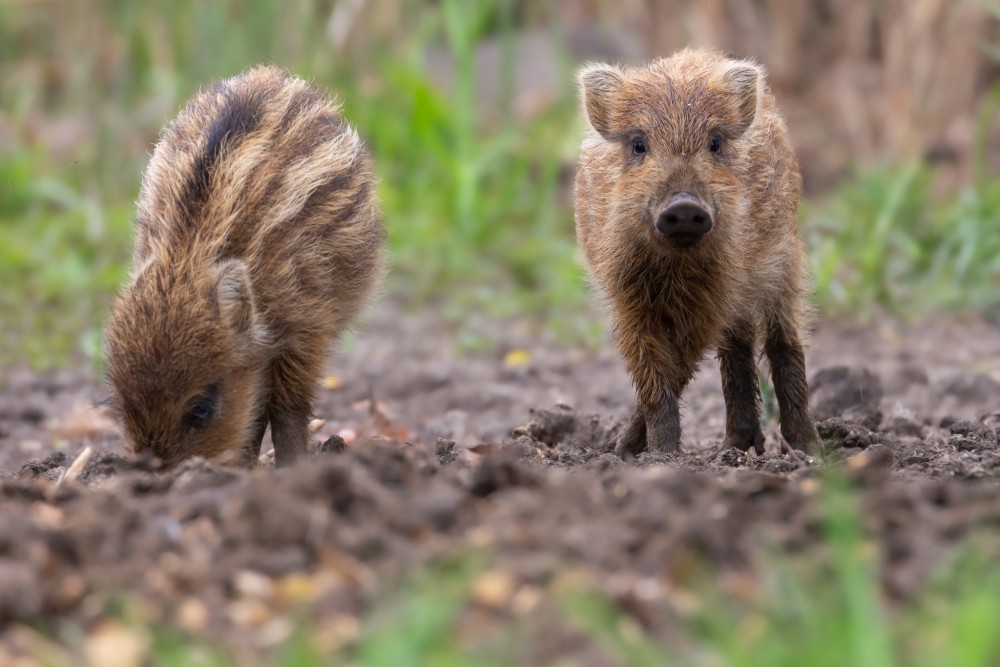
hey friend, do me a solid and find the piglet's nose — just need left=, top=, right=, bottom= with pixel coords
left=654, top=193, right=713, bottom=247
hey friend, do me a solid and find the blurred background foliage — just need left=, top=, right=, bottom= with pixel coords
left=1, top=0, right=999, bottom=368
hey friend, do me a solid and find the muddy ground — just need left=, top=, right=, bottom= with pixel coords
left=0, top=302, right=998, bottom=664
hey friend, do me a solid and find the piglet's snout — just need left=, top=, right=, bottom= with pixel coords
left=654, top=192, right=713, bottom=247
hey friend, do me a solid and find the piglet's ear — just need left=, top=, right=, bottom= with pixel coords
left=724, top=61, right=761, bottom=134
left=213, top=260, right=262, bottom=342
left=579, top=63, right=624, bottom=140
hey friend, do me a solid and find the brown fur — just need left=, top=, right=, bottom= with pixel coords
left=104, top=66, right=385, bottom=467
left=574, top=49, right=820, bottom=456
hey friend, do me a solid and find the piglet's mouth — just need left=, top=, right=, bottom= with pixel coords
left=653, top=192, right=714, bottom=248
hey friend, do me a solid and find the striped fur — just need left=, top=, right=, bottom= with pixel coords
left=105, top=66, right=385, bottom=467
left=574, top=49, right=819, bottom=456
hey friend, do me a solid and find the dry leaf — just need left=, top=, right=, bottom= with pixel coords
left=379, top=424, right=412, bottom=442
left=471, top=569, right=516, bottom=608
left=256, top=617, right=293, bottom=647
left=847, top=452, right=870, bottom=470
left=467, top=443, right=501, bottom=456
left=84, top=622, right=149, bottom=667
left=503, top=349, right=532, bottom=368
left=321, top=376, right=344, bottom=390
left=226, top=598, right=271, bottom=627
left=276, top=571, right=342, bottom=604
left=313, top=614, right=360, bottom=653
left=233, top=570, right=275, bottom=599
left=352, top=388, right=396, bottom=429
left=319, top=548, right=376, bottom=592
left=800, top=478, right=821, bottom=495
left=371, top=401, right=394, bottom=429
left=176, top=598, right=208, bottom=633
left=33, top=503, right=64, bottom=529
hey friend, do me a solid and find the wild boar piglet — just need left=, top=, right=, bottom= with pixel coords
left=105, top=66, right=385, bottom=467
left=574, top=49, right=820, bottom=456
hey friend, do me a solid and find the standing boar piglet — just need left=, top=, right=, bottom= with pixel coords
left=104, top=66, right=385, bottom=468
left=574, top=49, right=820, bottom=456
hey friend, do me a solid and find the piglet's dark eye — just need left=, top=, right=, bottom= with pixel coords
left=632, top=138, right=647, bottom=155
left=184, top=383, right=219, bottom=430
left=709, top=136, right=723, bottom=154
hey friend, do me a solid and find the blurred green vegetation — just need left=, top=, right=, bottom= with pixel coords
left=806, top=164, right=1000, bottom=316
left=0, top=0, right=592, bottom=369
left=1, top=0, right=998, bottom=369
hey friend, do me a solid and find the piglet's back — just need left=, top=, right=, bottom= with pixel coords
left=134, top=66, right=384, bottom=328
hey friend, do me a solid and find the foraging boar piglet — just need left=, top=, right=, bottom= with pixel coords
left=574, top=49, right=820, bottom=456
left=105, top=66, right=385, bottom=467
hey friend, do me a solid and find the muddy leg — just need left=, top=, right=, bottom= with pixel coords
left=615, top=392, right=683, bottom=456
left=643, top=388, right=683, bottom=453
left=268, top=353, right=321, bottom=467
left=764, top=320, right=819, bottom=452
left=242, top=410, right=270, bottom=466
left=719, top=321, right=764, bottom=454
left=615, top=403, right=647, bottom=458
left=614, top=390, right=683, bottom=456
left=613, top=311, right=694, bottom=457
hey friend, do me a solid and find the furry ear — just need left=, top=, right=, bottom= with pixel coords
left=213, top=260, right=260, bottom=340
left=578, top=63, right=624, bottom=139
left=724, top=61, right=761, bottom=134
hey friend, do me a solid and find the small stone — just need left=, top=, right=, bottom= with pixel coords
left=256, top=617, right=293, bottom=647
left=226, top=599, right=271, bottom=627
left=233, top=570, right=274, bottom=599
left=434, top=437, right=457, bottom=465
left=717, top=447, right=747, bottom=467
left=472, top=570, right=516, bottom=608
left=84, top=622, right=149, bottom=667
left=800, top=478, right=821, bottom=495
left=316, top=434, right=347, bottom=455
left=176, top=598, right=208, bottom=633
